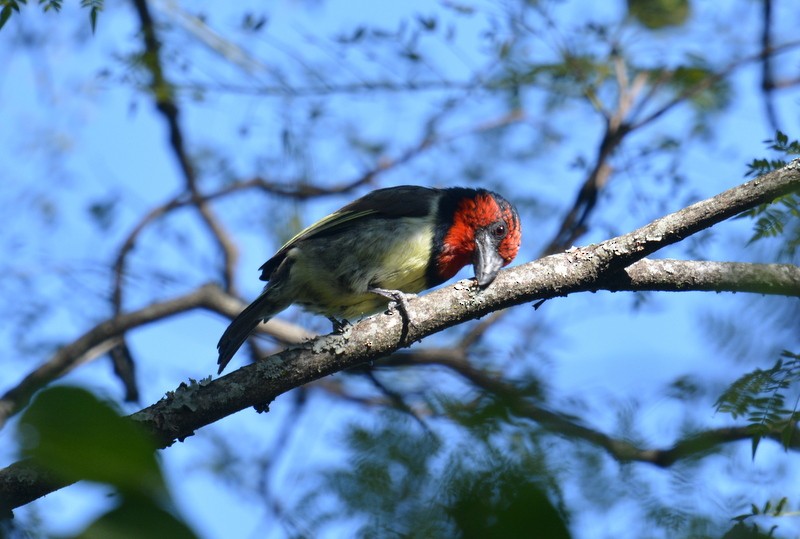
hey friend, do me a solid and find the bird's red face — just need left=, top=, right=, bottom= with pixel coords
left=437, top=191, right=521, bottom=286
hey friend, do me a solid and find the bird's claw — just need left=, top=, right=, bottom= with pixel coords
left=386, top=294, right=416, bottom=314
left=328, top=317, right=352, bottom=334
left=369, top=288, right=418, bottom=330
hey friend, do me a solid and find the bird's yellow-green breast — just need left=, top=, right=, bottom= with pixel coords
left=284, top=215, right=435, bottom=319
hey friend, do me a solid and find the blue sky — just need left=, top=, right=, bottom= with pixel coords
left=1, top=1, right=799, bottom=537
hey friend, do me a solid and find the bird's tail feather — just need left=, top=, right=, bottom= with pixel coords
left=217, top=292, right=287, bottom=374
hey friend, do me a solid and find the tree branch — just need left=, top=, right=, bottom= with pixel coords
left=2, top=160, right=798, bottom=511
left=4, top=259, right=792, bottom=431
left=131, top=159, right=800, bottom=441
left=608, top=259, right=800, bottom=296
left=122, top=0, right=239, bottom=312
left=632, top=39, right=800, bottom=131
left=0, top=284, right=312, bottom=428
left=385, top=351, right=800, bottom=467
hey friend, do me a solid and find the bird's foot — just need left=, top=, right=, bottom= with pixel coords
left=369, top=287, right=415, bottom=314
left=328, top=316, right=352, bottom=335
left=368, top=288, right=418, bottom=334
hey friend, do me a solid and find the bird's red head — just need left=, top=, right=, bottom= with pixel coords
left=434, top=189, right=521, bottom=286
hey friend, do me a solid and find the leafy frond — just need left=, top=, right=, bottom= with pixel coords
left=79, top=0, right=101, bottom=33
left=728, top=496, right=797, bottom=538
left=715, top=351, right=800, bottom=456
left=0, top=0, right=24, bottom=32
left=667, top=63, right=732, bottom=112
left=738, top=132, right=800, bottom=258
left=745, top=132, right=800, bottom=178
left=0, top=0, right=101, bottom=32
left=39, top=0, right=61, bottom=13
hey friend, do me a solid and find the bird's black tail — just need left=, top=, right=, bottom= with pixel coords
left=217, top=291, right=287, bottom=374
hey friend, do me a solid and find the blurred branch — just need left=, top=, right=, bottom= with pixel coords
left=768, top=76, right=800, bottom=90
left=632, top=39, right=800, bottom=131
left=174, top=79, right=481, bottom=96
left=544, top=52, right=640, bottom=256
left=125, top=0, right=238, bottom=307
left=108, top=104, right=522, bottom=319
left=0, top=284, right=216, bottom=428
left=760, top=0, right=779, bottom=131
left=2, top=160, right=798, bottom=510
left=153, top=0, right=268, bottom=77
left=0, top=284, right=312, bottom=429
left=107, top=176, right=378, bottom=314
left=544, top=39, right=800, bottom=257
left=392, top=351, right=800, bottom=467
left=496, top=52, right=641, bottom=334
left=106, top=0, right=243, bottom=402
left=543, top=119, right=628, bottom=255
left=109, top=339, right=138, bottom=403
left=361, top=368, right=435, bottom=435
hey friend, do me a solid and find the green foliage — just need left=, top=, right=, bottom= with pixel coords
left=627, top=0, right=691, bottom=29
left=79, top=0, right=100, bottom=34
left=0, top=0, right=101, bottom=32
left=18, top=386, right=197, bottom=538
left=725, top=497, right=794, bottom=538
left=444, top=457, right=570, bottom=539
left=739, top=132, right=800, bottom=258
left=746, top=189, right=799, bottom=257
left=663, top=61, right=732, bottom=114
left=0, top=0, right=23, bottom=31
left=20, top=386, right=163, bottom=494
left=299, top=417, right=448, bottom=537
left=297, top=411, right=569, bottom=538
left=715, top=351, right=800, bottom=457
left=78, top=496, right=196, bottom=539
left=745, top=132, right=800, bottom=177
left=87, top=196, right=119, bottom=231
left=39, top=0, right=59, bottom=12
left=723, top=521, right=779, bottom=539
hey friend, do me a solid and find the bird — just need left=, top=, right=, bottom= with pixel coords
left=216, top=185, right=521, bottom=374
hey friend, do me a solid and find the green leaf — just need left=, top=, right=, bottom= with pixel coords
left=446, top=466, right=570, bottom=538
left=716, top=352, right=800, bottom=457
left=0, top=5, right=13, bottom=31
left=40, top=0, right=62, bottom=13
left=77, top=495, right=198, bottom=539
left=19, top=386, right=164, bottom=497
left=79, top=0, right=102, bottom=33
left=87, top=197, right=118, bottom=230
left=417, top=15, right=437, bottom=31
left=774, top=497, right=788, bottom=515
left=627, top=0, right=690, bottom=29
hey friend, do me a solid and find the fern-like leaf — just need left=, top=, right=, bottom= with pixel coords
left=79, top=0, right=102, bottom=33
left=715, top=351, right=800, bottom=456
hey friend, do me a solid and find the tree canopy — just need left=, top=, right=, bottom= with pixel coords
left=0, top=0, right=799, bottom=538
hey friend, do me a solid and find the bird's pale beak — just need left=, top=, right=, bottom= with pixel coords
left=473, top=229, right=505, bottom=287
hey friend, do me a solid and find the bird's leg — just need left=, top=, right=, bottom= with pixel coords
left=368, top=287, right=416, bottom=316
left=368, top=287, right=418, bottom=341
left=327, top=316, right=352, bottom=334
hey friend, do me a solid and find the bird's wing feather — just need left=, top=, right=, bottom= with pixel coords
left=259, top=186, right=439, bottom=280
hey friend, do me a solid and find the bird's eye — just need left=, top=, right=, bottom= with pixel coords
left=490, top=222, right=507, bottom=239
